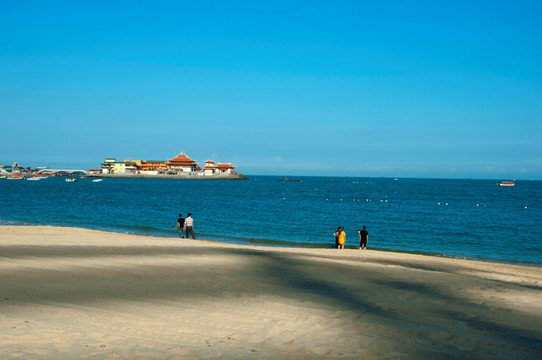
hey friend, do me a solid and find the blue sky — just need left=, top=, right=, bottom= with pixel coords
left=1, top=1, right=541, bottom=178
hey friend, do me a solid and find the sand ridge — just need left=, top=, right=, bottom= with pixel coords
left=1, top=225, right=542, bottom=359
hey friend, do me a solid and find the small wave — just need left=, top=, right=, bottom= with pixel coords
left=0, top=219, right=30, bottom=226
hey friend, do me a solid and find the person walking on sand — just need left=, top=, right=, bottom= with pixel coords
left=337, top=227, right=346, bottom=249
left=358, top=225, right=369, bottom=250
left=174, top=213, right=185, bottom=238
left=184, top=213, right=196, bottom=239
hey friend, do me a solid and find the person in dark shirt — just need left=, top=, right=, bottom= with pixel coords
left=333, top=226, right=341, bottom=248
left=174, top=214, right=185, bottom=238
left=358, top=226, right=369, bottom=250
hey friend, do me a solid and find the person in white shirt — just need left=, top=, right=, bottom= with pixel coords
left=184, top=213, right=196, bottom=239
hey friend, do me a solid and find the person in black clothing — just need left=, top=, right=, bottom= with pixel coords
left=358, top=226, right=369, bottom=250
left=333, top=226, right=341, bottom=248
left=174, top=214, right=185, bottom=238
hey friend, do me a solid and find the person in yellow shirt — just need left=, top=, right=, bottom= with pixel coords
left=337, top=227, right=346, bottom=249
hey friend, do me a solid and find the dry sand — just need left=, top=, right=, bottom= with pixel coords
left=1, top=225, right=541, bottom=359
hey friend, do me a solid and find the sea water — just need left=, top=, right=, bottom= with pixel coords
left=1, top=176, right=541, bottom=266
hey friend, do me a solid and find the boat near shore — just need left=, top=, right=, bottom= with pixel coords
left=7, top=175, right=24, bottom=180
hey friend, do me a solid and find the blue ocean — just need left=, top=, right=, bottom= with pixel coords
left=1, top=176, right=541, bottom=266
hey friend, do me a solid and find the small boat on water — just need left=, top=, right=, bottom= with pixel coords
left=7, top=175, right=24, bottom=180
left=498, top=180, right=516, bottom=187
left=26, top=177, right=42, bottom=181
left=65, top=178, right=78, bottom=182
left=91, top=179, right=103, bottom=182
left=279, top=179, right=302, bottom=182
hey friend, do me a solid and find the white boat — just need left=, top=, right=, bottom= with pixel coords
left=65, top=178, right=78, bottom=182
left=91, top=179, right=103, bottom=182
left=26, top=177, right=42, bottom=181
left=498, top=180, right=515, bottom=187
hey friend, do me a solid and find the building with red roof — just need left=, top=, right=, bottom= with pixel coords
left=216, top=162, right=236, bottom=174
left=203, top=159, right=216, bottom=176
left=166, top=151, right=199, bottom=172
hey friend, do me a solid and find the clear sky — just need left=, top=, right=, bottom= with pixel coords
left=1, top=1, right=541, bottom=179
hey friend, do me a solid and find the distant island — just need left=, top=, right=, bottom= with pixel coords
left=0, top=151, right=245, bottom=180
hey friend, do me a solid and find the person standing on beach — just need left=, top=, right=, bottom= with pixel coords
left=174, top=214, right=185, bottom=238
left=358, top=226, right=368, bottom=250
left=337, top=227, right=346, bottom=249
left=184, top=213, right=196, bottom=239
left=333, top=226, right=341, bottom=248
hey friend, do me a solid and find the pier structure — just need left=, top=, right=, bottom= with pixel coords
left=37, top=169, right=89, bottom=177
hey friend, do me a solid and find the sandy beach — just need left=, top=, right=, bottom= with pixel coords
left=1, top=226, right=541, bottom=359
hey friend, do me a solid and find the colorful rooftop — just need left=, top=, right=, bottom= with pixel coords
left=167, top=152, right=197, bottom=165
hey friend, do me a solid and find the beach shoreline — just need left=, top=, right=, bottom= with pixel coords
left=1, top=225, right=542, bottom=359
left=5, top=222, right=539, bottom=269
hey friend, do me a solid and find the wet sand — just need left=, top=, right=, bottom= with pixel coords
left=1, top=225, right=541, bottom=359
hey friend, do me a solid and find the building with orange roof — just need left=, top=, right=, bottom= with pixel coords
left=203, top=160, right=236, bottom=175
left=203, top=159, right=216, bottom=176
left=166, top=151, right=199, bottom=173
left=131, top=159, right=168, bottom=172
left=215, top=162, right=236, bottom=174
